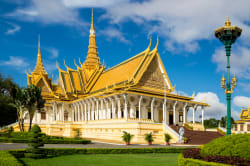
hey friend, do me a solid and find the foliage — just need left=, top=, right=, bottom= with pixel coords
left=178, top=154, right=229, bottom=166
left=200, top=133, right=250, bottom=159
left=24, top=85, right=45, bottom=131
left=204, top=118, right=220, bottom=129
left=121, top=131, right=134, bottom=145
left=184, top=137, right=188, bottom=143
left=182, top=148, right=249, bottom=166
left=0, top=131, right=91, bottom=144
left=25, top=125, right=45, bottom=158
left=0, top=73, right=18, bottom=127
left=220, top=116, right=235, bottom=128
left=74, top=129, right=81, bottom=139
left=11, top=87, right=27, bottom=132
left=164, top=133, right=171, bottom=143
left=0, top=151, right=23, bottom=166
left=144, top=132, right=153, bottom=144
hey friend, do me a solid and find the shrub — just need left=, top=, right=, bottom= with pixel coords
left=144, top=132, right=154, bottom=144
left=74, top=129, right=81, bottom=139
left=0, top=151, right=23, bottom=166
left=25, top=125, right=45, bottom=158
left=200, top=133, right=250, bottom=159
left=121, top=131, right=134, bottom=145
left=164, top=133, right=171, bottom=143
left=178, top=154, right=229, bottom=166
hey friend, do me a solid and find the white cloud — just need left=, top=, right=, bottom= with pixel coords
left=239, top=82, right=250, bottom=92
left=100, top=0, right=250, bottom=53
left=44, top=47, right=59, bottom=59
left=6, top=0, right=86, bottom=26
left=233, top=96, right=250, bottom=108
left=99, top=27, right=130, bottom=44
left=212, top=46, right=250, bottom=79
left=5, top=23, right=21, bottom=35
left=63, top=0, right=125, bottom=8
left=191, top=92, right=239, bottom=120
left=0, top=56, right=29, bottom=67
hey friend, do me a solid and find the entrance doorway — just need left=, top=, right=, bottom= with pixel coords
left=169, top=112, right=173, bottom=125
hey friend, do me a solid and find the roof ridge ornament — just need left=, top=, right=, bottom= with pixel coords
left=153, top=35, right=159, bottom=52
left=146, top=36, right=152, bottom=51
left=225, top=16, right=231, bottom=26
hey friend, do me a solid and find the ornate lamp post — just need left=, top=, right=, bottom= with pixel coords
left=215, top=17, right=242, bottom=135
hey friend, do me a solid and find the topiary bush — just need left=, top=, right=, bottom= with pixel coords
left=144, top=132, right=154, bottom=145
left=200, top=133, right=250, bottom=159
left=25, top=124, right=45, bottom=158
left=122, top=131, right=134, bottom=145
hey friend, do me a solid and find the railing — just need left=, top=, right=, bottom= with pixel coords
left=163, top=123, right=179, bottom=143
left=185, top=122, right=205, bottom=131
left=0, top=122, right=18, bottom=130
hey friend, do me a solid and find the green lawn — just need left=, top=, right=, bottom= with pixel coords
left=20, top=153, right=179, bottom=166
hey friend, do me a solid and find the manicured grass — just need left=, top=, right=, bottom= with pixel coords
left=20, top=153, right=179, bottom=166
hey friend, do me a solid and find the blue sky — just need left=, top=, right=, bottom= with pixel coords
left=1, top=0, right=250, bottom=120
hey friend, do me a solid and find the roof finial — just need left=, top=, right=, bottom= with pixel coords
left=225, top=16, right=231, bottom=26
left=147, top=36, right=152, bottom=51
left=90, top=8, right=95, bottom=33
left=153, top=35, right=159, bottom=51
left=38, top=34, right=41, bottom=55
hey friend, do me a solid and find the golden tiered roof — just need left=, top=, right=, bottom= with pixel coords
left=26, top=10, right=209, bottom=107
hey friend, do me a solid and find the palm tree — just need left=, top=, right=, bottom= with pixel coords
left=11, top=87, right=27, bottom=131
left=122, top=131, right=134, bottom=145
left=24, top=85, right=45, bottom=131
left=144, top=132, right=154, bottom=145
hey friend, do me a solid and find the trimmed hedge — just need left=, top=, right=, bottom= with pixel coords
left=9, top=147, right=187, bottom=158
left=0, top=136, right=91, bottom=144
left=0, top=151, right=23, bottom=166
left=178, top=154, right=229, bottom=166
left=200, top=133, right=250, bottom=159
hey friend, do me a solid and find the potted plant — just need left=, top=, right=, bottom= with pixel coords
left=164, top=133, right=172, bottom=146
left=122, top=131, right=134, bottom=145
left=144, top=132, right=154, bottom=145
left=184, top=137, right=188, bottom=144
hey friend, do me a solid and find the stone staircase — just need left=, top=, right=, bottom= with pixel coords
left=169, top=125, right=223, bottom=144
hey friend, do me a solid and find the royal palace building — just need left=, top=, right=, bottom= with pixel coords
left=20, top=11, right=209, bottom=144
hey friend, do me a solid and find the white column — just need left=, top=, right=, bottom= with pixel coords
left=116, top=98, right=121, bottom=118
left=87, top=101, right=91, bottom=121
left=183, top=103, right=188, bottom=124
left=193, top=105, right=197, bottom=124
left=173, top=101, right=178, bottom=125
left=80, top=102, right=84, bottom=121
left=71, top=104, right=74, bottom=122
left=151, top=98, right=155, bottom=121
left=100, top=99, right=104, bottom=119
left=163, top=99, right=167, bottom=123
left=91, top=100, right=95, bottom=120
left=62, top=103, right=64, bottom=122
left=111, top=98, right=116, bottom=119
left=75, top=104, right=78, bottom=121
left=77, top=103, right=80, bottom=121
left=123, top=94, right=128, bottom=119
left=201, top=106, right=204, bottom=125
left=95, top=99, right=99, bottom=120
left=138, top=96, right=143, bottom=120
left=83, top=102, right=87, bottom=121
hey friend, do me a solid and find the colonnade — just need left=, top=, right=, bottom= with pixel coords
left=49, top=94, right=205, bottom=125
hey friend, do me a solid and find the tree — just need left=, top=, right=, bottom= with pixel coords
left=220, top=116, right=235, bottom=128
left=0, top=73, right=18, bottom=127
left=204, top=118, right=220, bottom=128
left=11, top=87, right=27, bottom=132
left=24, top=85, right=45, bottom=131
left=122, top=131, right=134, bottom=145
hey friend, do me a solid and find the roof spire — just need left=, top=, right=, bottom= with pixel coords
left=33, top=34, right=47, bottom=74
left=153, top=35, right=159, bottom=51
left=225, top=16, right=231, bottom=26
left=83, top=8, right=100, bottom=70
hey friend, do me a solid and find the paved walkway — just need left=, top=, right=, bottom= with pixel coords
left=0, top=142, right=198, bottom=150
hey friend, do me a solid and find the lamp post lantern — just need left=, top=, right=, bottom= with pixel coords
left=214, top=17, right=242, bottom=135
